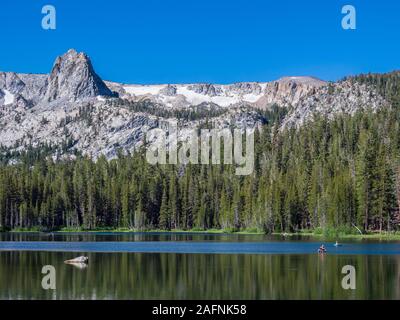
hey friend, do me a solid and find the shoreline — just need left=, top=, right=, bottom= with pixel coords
left=4, top=228, right=400, bottom=240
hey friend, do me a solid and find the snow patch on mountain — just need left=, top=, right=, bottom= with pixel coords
left=3, top=90, right=14, bottom=105
left=123, top=84, right=165, bottom=96
left=121, top=82, right=277, bottom=108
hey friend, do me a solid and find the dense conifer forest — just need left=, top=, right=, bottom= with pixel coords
left=0, top=73, right=399, bottom=233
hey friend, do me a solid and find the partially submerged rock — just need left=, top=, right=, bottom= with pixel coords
left=64, top=256, right=89, bottom=264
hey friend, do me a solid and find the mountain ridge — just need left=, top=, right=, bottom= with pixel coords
left=0, top=49, right=391, bottom=162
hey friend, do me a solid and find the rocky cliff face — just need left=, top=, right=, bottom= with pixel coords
left=281, top=80, right=387, bottom=128
left=257, top=76, right=326, bottom=107
left=0, top=49, right=389, bottom=162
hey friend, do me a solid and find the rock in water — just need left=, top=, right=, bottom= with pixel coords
left=64, top=256, right=89, bottom=264
left=44, top=49, right=113, bottom=102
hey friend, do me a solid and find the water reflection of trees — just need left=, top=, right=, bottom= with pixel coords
left=0, top=252, right=398, bottom=299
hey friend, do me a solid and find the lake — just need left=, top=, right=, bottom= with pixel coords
left=0, top=232, right=400, bottom=299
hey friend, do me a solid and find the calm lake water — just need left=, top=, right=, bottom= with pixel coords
left=0, top=232, right=400, bottom=299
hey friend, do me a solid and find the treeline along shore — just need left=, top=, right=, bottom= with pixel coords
left=0, top=73, right=399, bottom=236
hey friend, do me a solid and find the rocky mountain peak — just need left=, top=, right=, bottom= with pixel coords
left=276, top=76, right=326, bottom=86
left=43, top=49, right=114, bottom=102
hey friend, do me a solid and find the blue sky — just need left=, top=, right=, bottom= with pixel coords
left=1, top=0, right=399, bottom=84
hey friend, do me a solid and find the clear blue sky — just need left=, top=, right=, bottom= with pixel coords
left=1, top=0, right=399, bottom=84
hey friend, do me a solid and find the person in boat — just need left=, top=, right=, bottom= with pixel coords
left=318, top=244, right=326, bottom=254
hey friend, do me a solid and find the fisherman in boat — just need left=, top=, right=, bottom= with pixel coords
left=318, top=244, right=326, bottom=254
